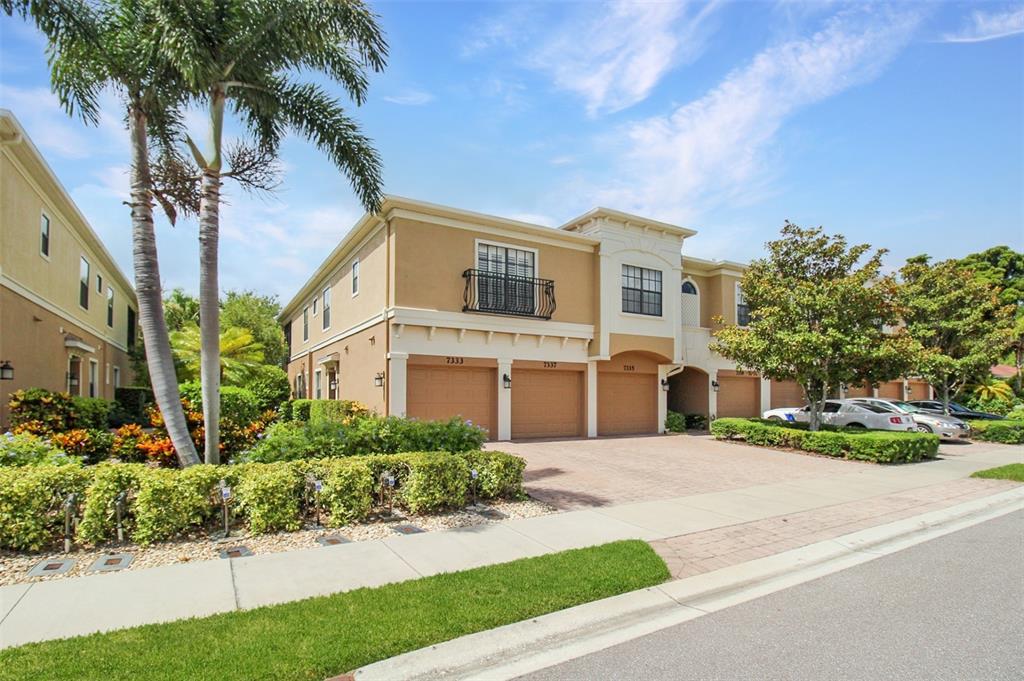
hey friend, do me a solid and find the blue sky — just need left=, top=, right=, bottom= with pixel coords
left=1, top=1, right=1022, bottom=302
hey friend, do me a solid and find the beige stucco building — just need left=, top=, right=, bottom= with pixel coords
left=281, top=196, right=928, bottom=441
left=0, top=110, right=137, bottom=426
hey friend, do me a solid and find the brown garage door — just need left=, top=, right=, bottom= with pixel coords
left=770, top=380, right=804, bottom=409
left=878, top=381, right=903, bottom=399
left=598, top=373, right=657, bottom=435
left=906, top=380, right=930, bottom=401
left=407, top=365, right=496, bottom=438
left=512, top=370, right=583, bottom=439
left=717, top=376, right=760, bottom=417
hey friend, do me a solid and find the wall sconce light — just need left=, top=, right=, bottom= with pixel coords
left=502, top=373, right=512, bottom=389
left=711, top=379, right=720, bottom=392
left=839, top=383, right=848, bottom=392
left=0, top=361, right=13, bottom=381
left=329, top=379, right=338, bottom=390
left=905, top=385, right=912, bottom=395
left=660, top=378, right=670, bottom=392
left=374, top=371, right=385, bottom=388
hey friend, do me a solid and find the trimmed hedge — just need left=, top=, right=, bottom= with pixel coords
left=967, top=420, right=1024, bottom=444
left=711, top=418, right=938, bottom=463
left=2, top=451, right=526, bottom=551
left=290, top=399, right=314, bottom=422
left=308, top=400, right=371, bottom=425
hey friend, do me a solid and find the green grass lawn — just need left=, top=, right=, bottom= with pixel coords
left=0, top=540, right=668, bottom=681
left=971, top=463, right=1024, bottom=483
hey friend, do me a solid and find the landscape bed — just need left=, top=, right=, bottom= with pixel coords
left=0, top=540, right=670, bottom=681
left=966, top=420, right=1024, bottom=445
left=710, top=418, right=940, bottom=463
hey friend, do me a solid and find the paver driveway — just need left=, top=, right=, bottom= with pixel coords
left=490, top=434, right=867, bottom=510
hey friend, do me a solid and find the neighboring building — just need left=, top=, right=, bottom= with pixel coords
left=0, top=110, right=137, bottom=427
left=280, top=196, right=927, bottom=441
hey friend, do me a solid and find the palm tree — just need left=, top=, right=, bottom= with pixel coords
left=156, top=0, right=388, bottom=463
left=170, top=324, right=264, bottom=385
left=971, top=378, right=1015, bottom=404
left=4, top=0, right=201, bottom=465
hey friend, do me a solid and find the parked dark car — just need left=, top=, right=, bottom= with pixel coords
left=907, top=400, right=1006, bottom=421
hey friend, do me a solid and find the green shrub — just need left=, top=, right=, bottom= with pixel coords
left=462, top=450, right=526, bottom=499
left=70, top=397, right=113, bottom=429
left=396, top=452, right=469, bottom=514
left=1007, top=406, right=1024, bottom=421
left=132, top=465, right=221, bottom=545
left=0, top=432, right=82, bottom=467
left=308, top=400, right=371, bottom=425
left=232, top=462, right=303, bottom=534
left=50, top=428, right=116, bottom=465
left=296, top=458, right=374, bottom=525
left=7, top=388, right=74, bottom=433
left=967, top=420, right=1024, bottom=444
left=710, top=417, right=938, bottom=463
left=685, top=413, right=708, bottom=430
left=665, top=411, right=685, bottom=433
left=242, top=365, right=292, bottom=411
left=113, top=386, right=153, bottom=426
left=77, top=462, right=144, bottom=544
left=178, top=382, right=261, bottom=425
left=0, top=465, right=91, bottom=550
left=291, top=399, right=313, bottom=422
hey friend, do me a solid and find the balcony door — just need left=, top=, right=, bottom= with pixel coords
left=477, top=243, right=535, bottom=315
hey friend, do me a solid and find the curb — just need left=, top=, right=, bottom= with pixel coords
left=353, top=486, right=1024, bottom=681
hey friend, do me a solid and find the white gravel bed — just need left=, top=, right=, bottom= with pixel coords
left=0, top=497, right=555, bottom=586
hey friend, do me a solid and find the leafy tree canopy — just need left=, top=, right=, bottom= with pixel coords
left=711, top=222, right=917, bottom=430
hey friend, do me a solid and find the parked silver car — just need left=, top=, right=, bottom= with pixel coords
left=763, top=400, right=916, bottom=431
left=850, top=398, right=970, bottom=440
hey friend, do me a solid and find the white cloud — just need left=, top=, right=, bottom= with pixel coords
left=529, top=0, right=723, bottom=115
left=460, top=5, right=537, bottom=57
left=549, top=155, right=575, bottom=166
left=0, top=84, right=127, bottom=159
left=941, top=6, right=1024, bottom=43
left=587, top=7, right=922, bottom=222
left=383, top=90, right=435, bottom=106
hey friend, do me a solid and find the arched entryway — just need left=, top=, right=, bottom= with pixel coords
left=597, top=350, right=667, bottom=435
left=667, top=366, right=709, bottom=421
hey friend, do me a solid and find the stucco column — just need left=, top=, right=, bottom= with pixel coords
left=657, top=365, right=671, bottom=433
left=759, top=376, right=771, bottom=417
left=902, top=379, right=910, bottom=401
left=709, top=372, right=719, bottom=420
left=387, top=352, right=408, bottom=417
left=497, top=358, right=512, bottom=441
left=587, top=360, right=598, bottom=437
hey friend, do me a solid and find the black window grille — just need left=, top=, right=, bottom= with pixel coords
left=622, top=265, right=662, bottom=316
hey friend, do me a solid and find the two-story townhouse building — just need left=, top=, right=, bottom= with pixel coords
left=282, top=196, right=759, bottom=440
left=0, top=110, right=138, bottom=426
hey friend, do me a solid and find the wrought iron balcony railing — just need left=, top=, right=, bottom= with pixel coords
left=462, top=269, right=556, bottom=320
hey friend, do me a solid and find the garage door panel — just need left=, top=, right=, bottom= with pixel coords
left=878, top=381, right=903, bottom=399
left=407, top=366, right=496, bottom=438
left=770, top=380, right=804, bottom=410
left=717, top=376, right=759, bottom=418
left=907, top=381, right=930, bottom=400
left=512, top=370, right=582, bottom=439
left=598, top=373, right=657, bottom=435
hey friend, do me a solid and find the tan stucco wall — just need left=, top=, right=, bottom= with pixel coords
left=1, top=149, right=136, bottom=352
left=391, top=217, right=596, bottom=324
left=0, top=287, right=133, bottom=427
left=286, top=320, right=388, bottom=413
left=608, top=333, right=674, bottom=362
left=287, top=224, right=388, bottom=355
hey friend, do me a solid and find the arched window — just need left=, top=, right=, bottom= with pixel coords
left=681, top=279, right=700, bottom=327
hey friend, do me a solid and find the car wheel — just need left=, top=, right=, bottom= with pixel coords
left=847, top=423, right=866, bottom=429
left=917, top=424, right=933, bottom=433
left=768, top=416, right=782, bottom=422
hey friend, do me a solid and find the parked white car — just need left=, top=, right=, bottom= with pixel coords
left=849, top=398, right=970, bottom=440
left=762, top=399, right=917, bottom=432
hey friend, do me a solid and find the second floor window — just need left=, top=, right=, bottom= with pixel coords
left=736, top=284, right=751, bottom=326
left=322, top=287, right=331, bottom=329
left=477, top=243, right=535, bottom=313
left=622, top=265, right=662, bottom=316
left=40, top=214, right=50, bottom=257
left=126, top=307, right=136, bottom=348
left=106, top=287, right=114, bottom=327
left=79, top=257, right=90, bottom=309
left=352, top=259, right=360, bottom=296
left=96, top=274, right=103, bottom=294
left=303, top=306, right=309, bottom=341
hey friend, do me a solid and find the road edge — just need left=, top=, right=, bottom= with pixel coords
left=352, top=486, right=1024, bottom=681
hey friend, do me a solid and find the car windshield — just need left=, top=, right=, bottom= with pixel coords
left=888, top=400, right=919, bottom=413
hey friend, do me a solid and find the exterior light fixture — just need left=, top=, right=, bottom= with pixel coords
left=660, top=378, right=670, bottom=392
left=374, top=371, right=385, bottom=388
left=906, top=384, right=913, bottom=395
left=0, top=361, right=12, bottom=381
left=503, top=373, right=512, bottom=389
left=711, top=379, right=720, bottom=392
left=840, top=383, right=848, bottom=392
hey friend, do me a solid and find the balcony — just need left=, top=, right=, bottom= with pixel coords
left=462, top=269, right=556, bottom=320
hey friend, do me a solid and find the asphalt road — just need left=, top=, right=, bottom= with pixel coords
left=521, top=510, right=1024, bottom=681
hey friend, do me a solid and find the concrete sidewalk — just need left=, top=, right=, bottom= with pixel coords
left=1, top=443, right=1020, bottom=649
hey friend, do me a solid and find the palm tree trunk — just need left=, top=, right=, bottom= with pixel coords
left=197, top=86, right=225, bottom=464
left=198, top=168, right=221, bottom=463
left=128, top=105, right=200, bottom=467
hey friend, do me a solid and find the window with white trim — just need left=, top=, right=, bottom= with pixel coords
left=322, top=287, right=331, bottom=330
left=351, top=259, right=360, bottom=296
left=302, top=306, right=309, bottom=342
left=113, top=366, right=121, bottom=388
left=312, top=297, right=318, bottom=316
left=736, top=283, right=751, bottom=326
left=621, top=265, right=662, bottom=316
left=40, top=213, right=51, bottom=257
left=314, top=370, right=322, bottom=399
left=79, top=257, right=90, bottom=309
left=96, top=274, right=103, bottom=294
left=88, top=360, right=98, bottom=398
left=476, top=243, right=536, bottom=313
left=106, top=287, right=114, bottom=327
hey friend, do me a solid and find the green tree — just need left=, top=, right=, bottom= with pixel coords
left=221, top=291, right=288, bottom=367
left=157, top=0, right=387, bottom=463
left=5, top=0, right=201, bottom=465
left=899, top=256, right=1014, bottom=414
left=711, top=222, right=917, bottom=431
left=170, top=324, right=264, bottom=385
left=958, top=246, right=1024, bottom=391
left=163, top=287, right=200, bottom=332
